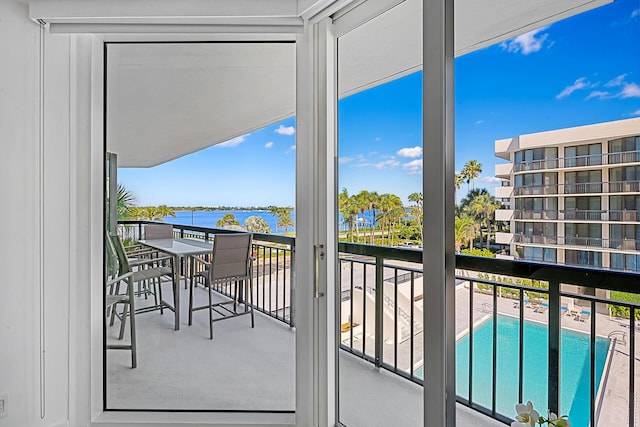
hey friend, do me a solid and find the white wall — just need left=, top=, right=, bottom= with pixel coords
left=0, top=2, right=72, bottom=426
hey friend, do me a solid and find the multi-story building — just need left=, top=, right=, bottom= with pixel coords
left=495, top=118, right=640, bottom=270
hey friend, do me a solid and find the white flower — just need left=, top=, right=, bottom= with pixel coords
left=548, top=411, right=571, bottom=427
left=513, top=401, right=540, bottom=427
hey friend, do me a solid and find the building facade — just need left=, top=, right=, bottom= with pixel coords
left=495, top=118, right=640, bottom=271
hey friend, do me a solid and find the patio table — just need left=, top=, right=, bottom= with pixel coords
left=139, top=237, right=213, bottom=330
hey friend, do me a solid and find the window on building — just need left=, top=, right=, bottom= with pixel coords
left=611, top=253, right=640, bottom=271
left=565, top=250, right=602, bottom=267
left=564, top=143, right=602, bottom=167
left=608, top=135, right=640, bottom=165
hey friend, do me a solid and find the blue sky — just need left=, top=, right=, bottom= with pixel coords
left=119, top=0, right=640, bottom=207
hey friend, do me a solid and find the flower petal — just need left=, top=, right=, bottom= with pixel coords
left=516, top=403, right=530, bottom=415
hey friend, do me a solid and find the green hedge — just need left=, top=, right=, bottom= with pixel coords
left=608, top=291, right=640, bottom=320
left=474, top=273, right=548, bottom=300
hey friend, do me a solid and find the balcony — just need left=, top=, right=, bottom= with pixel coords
left=513, top=210, right=558, bottom=220
left=510, top=150, right=640, bottom=173
left=495, top=163, right=513, bottom=178
left=110, top=221, right=640, bottom=427
left=495, top=209, right=514, bottom=221
left=495, top=232, right=514, bottom=244
left=513, top=233, right=640, bottom=251
left=495, top=186, right=513, bottom=199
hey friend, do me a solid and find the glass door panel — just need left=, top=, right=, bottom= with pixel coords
left=104, top=42, right=296, bottom=413
left=336, top=3, right=423, bottom=425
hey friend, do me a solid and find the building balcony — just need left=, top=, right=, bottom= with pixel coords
left=494, top=231, right=513, bottom=244
left=513, top=233, right=640, bottom=251
left=495, top=186, right=513, bottom=199
left=495, top=163, right=513, bottom=178
left=512, top=209, right=640, bottom=222
left=112, top=221, right=639, bottom=427
left=495, top=209, right=514, bottom=221
left=510, top=150, right=640, bottom=173
left=513, top=181, right=640, bottom=197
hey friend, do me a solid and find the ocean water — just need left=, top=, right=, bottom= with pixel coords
left=163, top=210, right=296, bottom=233
left=162, top=208, right=389, bottom=233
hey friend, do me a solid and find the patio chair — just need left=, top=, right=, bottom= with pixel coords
left=105, top=272, right=137, bottom=368
left=188, top=233, right=255, bottom=339
left=144, top=223, right=174, bottom=240
left=109, top=232, right=176, bottom=318
left=104, top=234, right=137, bottom=367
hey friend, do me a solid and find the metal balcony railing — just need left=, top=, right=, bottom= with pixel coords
left=513, top=233, right=640, bottom=250
left=514, top=209, right=640, bottom=222
left=514, top=181, right=640, bottom=196
left=513, top=150, right=640, bottom=172
left=114, top=221, right=640, bottom=426
left=118, top=220, right=296, bottom=326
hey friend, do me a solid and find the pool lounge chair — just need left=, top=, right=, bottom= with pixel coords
left=566, top=299, right=580, bottom=317
left=576, top=310, right=591, bottom=322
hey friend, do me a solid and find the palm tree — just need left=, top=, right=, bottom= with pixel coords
left=465, top=192, right=501, bottom=249
left=455, top=215, right=476, bottom=252
left=116, top=183, right=136, bottom=219
left=354, top=190, right=370, bottom=244
left=216, top=213, right=240, bottom=228
left=408, top=192, right=423, bottom=243
left=155, top=204, right=176, bottom=221
left=338, top=188, right=359, bottom=242
left=367, top=191, right=379, bottom=244
left=277, top=208, right=295, bottom=232
left=461, top=160, right=483, bottom=192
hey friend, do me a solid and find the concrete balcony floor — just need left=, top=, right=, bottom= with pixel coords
left=106, top=279, right=504, bottom=426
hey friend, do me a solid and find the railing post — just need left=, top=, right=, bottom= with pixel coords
left=548, top=279, right=560, bottom=416
left=289, top=242, right=296, bottom=328
left=375, top=256, right=384, bottom=368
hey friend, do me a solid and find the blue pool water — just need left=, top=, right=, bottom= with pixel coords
left=416, top=315, right=609, bottom=427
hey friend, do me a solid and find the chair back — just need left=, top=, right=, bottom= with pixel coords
left=210, top=233, right=253, bottom=282
left=105, top=230, right=120, bottom=279
left=144, top=224, right=174, bottom=240
left=109, top=232, right=132, bottom=274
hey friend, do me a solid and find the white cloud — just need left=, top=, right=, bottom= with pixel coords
left=586, top=90, right=610, bottom=100
left=605, top=74, right=627, bottom=87
left=402, top=159, right=423, bottom=174
left=397, top=146, right=423, bottom=158
left=475, top=120, right=484, bottom=125
left=479, top=176, right=503, bottom=184
left=339, top=157, right=354, bottom=164
left=375, top=137, right=381, bottom=141
left=500, top=27, right=550, bottom=55
left=375, top=159, right=400, bottom=170
left=632, top=8, right=640, bottom=18
left=264, top=141, right=274, bottom=148
left=556, top=77, right=592, bottom=99
left=217, top=133, right=250, bottom=147
left=289, top=144, right=296, bottom=151
left=621, top=82, right=640, bottom=98
left=631, top=109, right=640, bottom=117
left=275, top=125, right=296, bottom=136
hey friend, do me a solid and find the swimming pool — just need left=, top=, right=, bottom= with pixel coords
left=416, top=315, right=610, bottom=427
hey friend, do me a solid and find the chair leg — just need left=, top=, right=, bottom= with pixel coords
left=152, top=277, right=159, bottom=310
left=188, top=273, right=194, bottom=326
left=208, top=283, right=214, bottom=339
left=249, top=277, right=254, bottom=328
left=128, top=276, right=137, bottom=369
left=158, top=277, right=164, bottom=314
left=109, top=281, right=122, bottom=326
left=118, top=303, right=128, bottom=340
